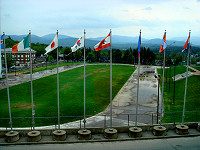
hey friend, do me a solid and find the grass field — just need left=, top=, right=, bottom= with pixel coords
left=0, top=65, right=135, bottom=127
left=158, top=65, right=200, bottom=123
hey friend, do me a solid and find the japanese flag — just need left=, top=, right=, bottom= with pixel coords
left=45, top=33, right=58, bottom=54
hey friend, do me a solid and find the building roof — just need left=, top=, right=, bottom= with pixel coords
left=1, top=48, right=36, bottom=54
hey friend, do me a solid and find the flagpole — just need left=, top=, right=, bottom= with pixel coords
left=160, top=30, right=166, bottom=126
left=109, top=29, right=113, bottom=130
left=56, top=30, right=61, bottom=132
left=181, top=30, right=191, bottom=127
left=135, top=29, right=141, bottom=129
left=83, top=29, right=86, bottom=131
left=29, top=30, right=35, bottom=133
left=3, top=32, right=13, bottom=133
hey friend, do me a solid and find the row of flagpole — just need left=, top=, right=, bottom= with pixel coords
left=1, top=29, right=191, bottom=132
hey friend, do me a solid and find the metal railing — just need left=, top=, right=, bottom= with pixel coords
left=0, top=111, right=199, bottom=130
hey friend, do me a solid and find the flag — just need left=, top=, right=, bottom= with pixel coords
left=94, top=32, right=111, bottom=51
left=45, top=33, right=58, bottom=54
left=138, top=33, right=141, bottom=56
left=182, top=33, right=190, bottom=52
left=71, top=36, right=84, bottom=52
left=159, top=32, right=167, bottom=53
left=1, top=35, right=4, bottom=49
left=12, top=34, right=29, bottom=53
left=0, top=35, right=3, bottom=78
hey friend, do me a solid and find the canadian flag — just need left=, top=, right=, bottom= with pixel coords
left=45, top=33, right=58, bottom=54
left=94, top=32, right=111, bottom=51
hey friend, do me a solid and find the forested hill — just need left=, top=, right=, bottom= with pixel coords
left=4, top=34, right=200, bottom=52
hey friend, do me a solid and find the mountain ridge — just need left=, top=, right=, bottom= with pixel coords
left=5, top=34, right=200, bottom=49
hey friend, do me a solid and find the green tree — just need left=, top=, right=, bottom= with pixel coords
left=123, top=50, right=130, bottom=63
left=95, top=51, right=101, bottom=62
left=3, top=54, right=14, bottom=72
left=48, top=55, right=54, bottom=63
left=114, top=49, right=122, bottom=63
left=63, top=47, right=72, bottom=62
left=174, top=53, right=183, bottom=65
left=75, top=49, right=82, bottom=61
left=86, top=52, right=95, bottom=62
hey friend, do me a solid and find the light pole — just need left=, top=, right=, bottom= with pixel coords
left=154, top=74, right=161, bottom=124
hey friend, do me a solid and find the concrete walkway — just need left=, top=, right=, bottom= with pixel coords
left=188, top=66, right=200, bottom=75
left=0, top=64, right=84, bottom=90
left=1, top=136, right=200, bottom=150
left=2, top=136, right=199, bottom=150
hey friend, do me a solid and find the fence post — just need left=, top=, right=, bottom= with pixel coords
left=196, top=111, right=198, bottom=122
left=128, top=114, right=129, bottom=127
left=104, top=115, right=106, bottom=128
left=55, top=118, right=57, bottom=130
left=173, top=112, right=176, bottom=124
left=80, top=117, right=82, bottom=129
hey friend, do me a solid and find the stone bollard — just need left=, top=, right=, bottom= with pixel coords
left=153, top=126, right=166, bottom=136
left=53, top=130, right=66, bottom=141
left=27, top=131, right=41, bottom=142
left=77, top=129, right=91, bottom=140
left=175, top=125, right=189, bottom=135
left=5, top=131, right=20, bottom=143
left=129, top=127, right=142, bottom=138
left=197, top=123, right=200, bottom=132
left=104, top=128, right=118, bottom=139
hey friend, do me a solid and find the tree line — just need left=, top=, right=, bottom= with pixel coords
left=4, top=36, right=199, bottom=67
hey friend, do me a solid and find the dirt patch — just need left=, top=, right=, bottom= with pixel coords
left=93, top=69, right=107, bottom=73
left=78, top=73, right=94, bottom=79
left=11, top=102, right=32, bottom=110
left=61, top=82, right=74, bottom=90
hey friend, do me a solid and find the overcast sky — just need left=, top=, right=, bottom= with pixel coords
left=1, top=0, right=200, bottom=39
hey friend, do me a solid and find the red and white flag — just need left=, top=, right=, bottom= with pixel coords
left=94, top=32, right=111, bottom=51
left=45, top=33, right=58, bottom=54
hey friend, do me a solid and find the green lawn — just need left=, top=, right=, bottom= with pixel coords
left=0, top=65, right=135, bottom=127
left=158, top=66, right=200, bottom=123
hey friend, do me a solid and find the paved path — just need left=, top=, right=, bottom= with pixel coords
left=1, top=136, right=200, bottom=150
left=0, top=64, right=84, bottom=90
left=188, top=66, right=200, bottom=75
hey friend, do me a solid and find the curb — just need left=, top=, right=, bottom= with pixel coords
left=1, top=132, right=200, bottom=146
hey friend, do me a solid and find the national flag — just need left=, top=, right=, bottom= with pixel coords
left=138, top=32, right=141, bottom=56
left=12, top=34, right=29, bottom=53
left=45, top=33, right=58, bottom=54
left=0, top=35, right=3, bottom=78
left=159, top=32, right=167, bottom=53
left=182, top=33, right=190, bottom=52
left=94, top=32, right=111, bottom=51
left=1, top=35, right=4, bottom=49
left=71, top=36, right=84, bottom=52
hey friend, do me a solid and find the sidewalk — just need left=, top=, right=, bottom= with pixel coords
left=2, top=136, right=199, bottom=150
left=188, top=66, right=200, bottom=75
